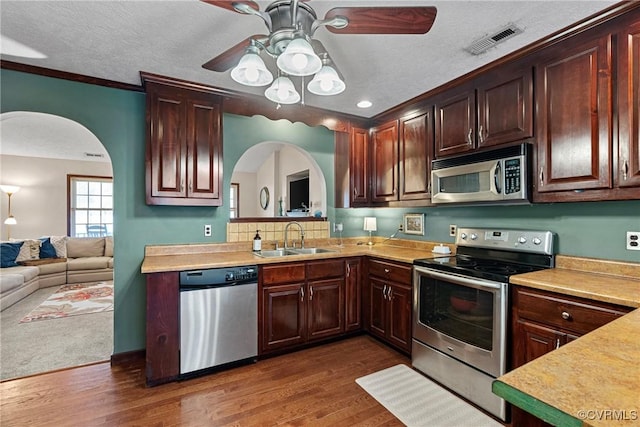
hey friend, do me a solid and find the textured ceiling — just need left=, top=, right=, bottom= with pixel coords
left=0, top=0, right=620, bottom=120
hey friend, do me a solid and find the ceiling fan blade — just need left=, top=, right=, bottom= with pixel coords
left=202, top=35, right=267, bottom=72
left=324, top=7, right=437, bottom=34
left=200, top=1, right=260, bottom=13
left=310, top=40, right=344, bottom=81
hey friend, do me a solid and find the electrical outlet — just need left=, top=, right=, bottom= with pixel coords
left=333, top=223, right=343, bottom=232
left=399, top=223, right=404, bottom=233
left=627, top=231, right=640, bottom=250
left=449, top=224, right=457, bottom=237
left=204, top=224, right=212, bottom=237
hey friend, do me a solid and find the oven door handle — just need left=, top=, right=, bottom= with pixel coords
left=416, top=268, right=504, bottom=290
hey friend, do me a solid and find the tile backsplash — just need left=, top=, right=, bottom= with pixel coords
left=227, top=221, right=330, bottom=244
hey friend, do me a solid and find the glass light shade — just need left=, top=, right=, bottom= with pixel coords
left=230, top=52, right=273, bottom=87
left=307, top=65, right=345, bottom=96
left=0, top=185, right=20, bottom=194
left=276, top=37, right=322, bottom=76
left=363, top=217, right=377, bottom=232
left=264, top=76, right=301, bottom=104
left=4, top=216, right=16, bottom=225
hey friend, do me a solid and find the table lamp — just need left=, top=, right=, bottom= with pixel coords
left=364, top=217, right=377, bottom=246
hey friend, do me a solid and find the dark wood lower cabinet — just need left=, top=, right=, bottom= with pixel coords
left=261, top=282, right=306, bottom=352
left=307, top=278, right=344, bottom=340
left=344, top=258, right=362, bottom=332
left=511, top=286, right=631, bottom=426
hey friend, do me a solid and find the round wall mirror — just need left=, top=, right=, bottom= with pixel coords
left=259, top=186, right=270, bottom=210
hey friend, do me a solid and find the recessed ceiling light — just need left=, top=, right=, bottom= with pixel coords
left=357, top=100, right=373, bottom=108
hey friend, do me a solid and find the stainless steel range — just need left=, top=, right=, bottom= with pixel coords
left=412, top=228, right=555, bottom=421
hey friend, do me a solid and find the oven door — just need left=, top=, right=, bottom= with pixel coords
left=413, top=266, right=508, bottom=377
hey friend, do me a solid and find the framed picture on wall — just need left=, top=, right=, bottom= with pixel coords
left=403, top=213, right=424, bottom=236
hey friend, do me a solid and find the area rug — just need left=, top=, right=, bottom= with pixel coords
left=356, top=364, right=502, bottom=427
left=19, top=281, right=113, bottom=323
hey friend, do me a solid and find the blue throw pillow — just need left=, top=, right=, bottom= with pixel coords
left=1, top=242, right=23, bottom=268
left=39, top=237, right=57, bottom=259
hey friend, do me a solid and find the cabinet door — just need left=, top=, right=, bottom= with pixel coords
left=147, top=83, right=187, bottom=199
left=618, top=21, right=640, bottom=188
left=350, top=127, right=370, bottom=205
left=368, top=277, right=387, bottom=339
left=387, top=282, right=412, bottom=353
left=399, top=112, right=433, bottom=201
left=186, top=94, right=222, bottom=202
left=435, top=88, right=475, bottom=157
left=371, top=120, right=399, bottom=202
left=514, top=320, right=565, bottom=367
left=307, top=278, right=344, bottom=341
left=536, top=34, right=613, bottom=193
left=477, top=68, right=533, bottom=148
left=261, top=283, right=306, bottom=353
left=345, top=258, right=362, bottom=332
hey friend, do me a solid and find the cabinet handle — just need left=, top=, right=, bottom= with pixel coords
left=555, top=338, right=561, bottom=350
left=467, top=128, right=473, bottom=144
left=346, top=264, right=351, bottom=278
left=189, top=180, right=192, bottom=192
left=353, top=187, right=358, bottom=197
left=180, top=179, right=185, bottom=192
left=388, top=288, right=393, bottom=300
left=478, top=125, right=484, bottom=144
left=623, top=160, right=629, bottom=180
left=561, top=311, right=571, bottom=320
left=383, top=285, right=388, bottom=300
left=300, top=287, right=304, bottom=302
left=539, top=167, right=544, bottom=187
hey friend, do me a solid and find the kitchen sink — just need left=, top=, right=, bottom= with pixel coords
left=254, top=248, right=336, bottom=257
left=286, top=248, right=336, bottom=255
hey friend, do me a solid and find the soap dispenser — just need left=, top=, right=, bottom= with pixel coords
left=253, top=230, right=262, bottom=252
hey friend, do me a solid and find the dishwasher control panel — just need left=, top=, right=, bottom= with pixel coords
left=180, top=265, right=258, bottom=287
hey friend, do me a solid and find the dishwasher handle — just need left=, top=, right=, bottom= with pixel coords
left=180, top=281, right=256, bottom=291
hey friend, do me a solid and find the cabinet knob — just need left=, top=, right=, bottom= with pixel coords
left=561, top=311, right=571, bottom=320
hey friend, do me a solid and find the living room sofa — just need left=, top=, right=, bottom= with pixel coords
left=0, top=236, right=113, bottom=311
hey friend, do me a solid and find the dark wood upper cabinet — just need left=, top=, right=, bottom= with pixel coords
left=371, top=120, right=399, bottom=203
left=476, top=68, right=533, bottom=148
left=435, top=87, right=475, bottom=157
left=399, top=111, right=433, bottom=201
left=144, top=80, right=223, bottom=206
left=618, top=20, right=640, bottom=188
left=350, top=127, right=371, bottom=206
left=535, top=33, right=613, bottom=194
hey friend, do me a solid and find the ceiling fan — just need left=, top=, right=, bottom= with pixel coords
left=201, top=0, right=437, bottom=105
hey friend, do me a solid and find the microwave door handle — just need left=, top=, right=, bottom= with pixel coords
left=494, top=161, right=502, bottom=194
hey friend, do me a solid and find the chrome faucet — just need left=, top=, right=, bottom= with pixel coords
left=284, top=221, right=305, bottom=249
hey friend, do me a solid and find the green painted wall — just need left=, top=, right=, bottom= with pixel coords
left=1, top=69, right=638, bottom=355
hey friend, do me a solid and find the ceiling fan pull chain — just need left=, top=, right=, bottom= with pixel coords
left=301, top=76, right=305, bottom=106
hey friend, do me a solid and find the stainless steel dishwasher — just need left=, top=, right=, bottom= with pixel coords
left=179, top=265, right=258, bottom=377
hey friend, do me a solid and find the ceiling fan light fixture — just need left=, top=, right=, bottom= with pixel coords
left=230, top=49, right=273, bottom=86
left=276, top=37, right=322, bottom=76
left=265, top=76, right=300, bottom=104
left=308, top=65, right=345, bottom=96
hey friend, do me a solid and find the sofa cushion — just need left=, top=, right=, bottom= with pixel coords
left=0, top=273, right=25, bottom=294
left=11, top=239, right=41, bottom=262
left=107, top=258, right=114, bottom=269
left=37, top=261, right=68, bottom=275
left=49, top=236, right=68, bottom=258
left=104, top=236, right=114, bottom=257
left=0, top=242, right=22, bottom=268
left=39, top=238, right=58, bottom=259
left=67, top=238, right=105, bottom=258
left=0, top=266, right=39, bottom=282
left=67, top=256, right=110, bottom=271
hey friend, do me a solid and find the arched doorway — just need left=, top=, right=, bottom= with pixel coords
left=0, top=111, right=114, bottom=380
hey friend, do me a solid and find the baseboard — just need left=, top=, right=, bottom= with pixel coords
left=110, top=349, right=145, bottom=366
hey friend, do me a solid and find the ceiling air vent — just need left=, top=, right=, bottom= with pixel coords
left=466, top=24, right=523, bottom=55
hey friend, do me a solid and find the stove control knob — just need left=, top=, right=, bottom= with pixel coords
left=470, top=233, right=478, bottom=240
left=460, top=233, right=467, bottom=240
left=533, top=237, right=542, bottom=245
left=518, top=236, right=527, bottom=244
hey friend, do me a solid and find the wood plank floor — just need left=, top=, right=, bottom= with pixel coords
left=0, top=336, right=409, bottom=426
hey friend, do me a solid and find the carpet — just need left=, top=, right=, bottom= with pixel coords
left=356, top=364, right=502, bottom=427
left=19, top=281, right=113, bottom=323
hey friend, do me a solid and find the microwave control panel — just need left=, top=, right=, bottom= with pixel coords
left=504, top=158, right=521, bottom=194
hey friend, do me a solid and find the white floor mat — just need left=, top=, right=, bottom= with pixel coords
left=356, top=364, right=503, bottom=427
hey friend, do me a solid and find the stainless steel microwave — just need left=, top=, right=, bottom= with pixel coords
left=431, top=143, right=532, bottom=205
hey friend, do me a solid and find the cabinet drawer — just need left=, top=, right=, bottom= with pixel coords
left=261, top=263, right=306, bottom=285
left=515, top=287, right=630, bottom=335
left=368, top=259, right=412, bottom=284
left=306, top=259, right=344, bottom=280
